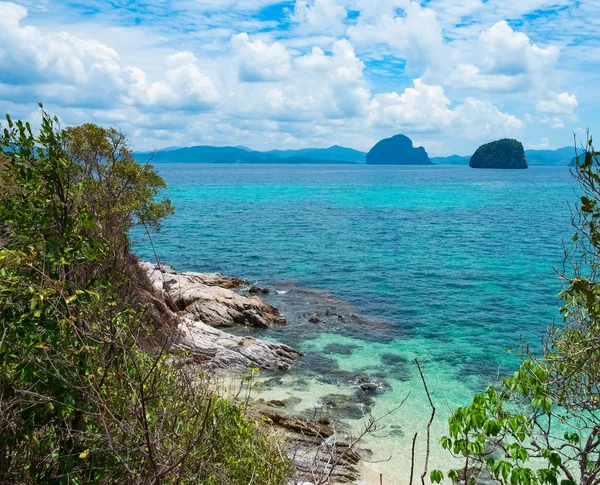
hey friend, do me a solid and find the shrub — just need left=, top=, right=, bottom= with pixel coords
left=0, top=107, right=292, bottom=484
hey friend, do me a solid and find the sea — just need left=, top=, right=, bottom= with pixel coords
left=131, top=163, right=575, bottom=483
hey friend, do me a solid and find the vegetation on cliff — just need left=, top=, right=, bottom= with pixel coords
left=0, top=107, right=291, bottom=484
left=469, top=138, right=528, bottom=169
left=433, top=136, right=600, bottom=485
left=366, top=134, right=432, bottom=165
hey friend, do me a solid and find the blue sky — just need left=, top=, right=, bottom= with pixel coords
left=0, top=0, right=598, bottom=155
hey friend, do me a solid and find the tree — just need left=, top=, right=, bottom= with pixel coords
left=432, top=135, right=600, bottom=485
left=0, top=107, right=291, bottom=484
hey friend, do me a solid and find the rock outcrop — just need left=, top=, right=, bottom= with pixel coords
left=366, top=134, right=432, bottom=165
left=174, top=318, right=302, bottom=371
left=142, top=262, right=285, bottom=328
left=469, top=139, right=527, bottom=169
left=250, top=406, right=363, bottom=484
left=141, top=263, right=301, bottom=371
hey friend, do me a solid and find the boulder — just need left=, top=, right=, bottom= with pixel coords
left=366, top=134, right=432, bottom=165
left=469, top=139, right=528, bottom=169
left=140, top=262, right=301, bottom=371
left=141, top=262, right=285, bottom=328
left=174, top=318, right=302, bottom=371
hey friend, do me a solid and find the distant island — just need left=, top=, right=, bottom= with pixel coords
left=469, top=139, right=528, bottom=169
left=366, top=134, right=432, bottom=165
left=133, top=145, right=367, bottom=165
left=133, top=138, right=579, bottom=166
left=432, top=146, right=581, bottom=166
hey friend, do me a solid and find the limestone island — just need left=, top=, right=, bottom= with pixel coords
left=366, top=134, right=433, bottom=165
left=469, top=138, right=528, bottom=169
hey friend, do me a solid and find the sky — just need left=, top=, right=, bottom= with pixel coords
left=0, top=0, right=598, bottom=156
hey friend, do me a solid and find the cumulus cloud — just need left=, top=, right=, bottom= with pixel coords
left=231, top=33, right=291, bottom=82
left=0, top=0, right=582, bottom=153
left=536, top=92, right=578, bottom=115
left=347, top=1, right=445, bottom=72
left=0, top=1, right=123, bottom=104
left=230, top=38, right=370, bottom=121
left=0, top=1, right=221, bottom=112
left=291, top=0, right=347, bottom=33
left=480, top=21, right=559, bottom=75
left=445, top=21, right=560, bottom=92
left=123, top=51, right=220, bottom=110
left=369, top=79, right=524, bottom=139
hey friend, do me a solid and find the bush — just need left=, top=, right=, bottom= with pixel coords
left=0, top=107, right=292, bottom=484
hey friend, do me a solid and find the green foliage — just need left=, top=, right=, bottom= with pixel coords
left=434, top=136, right=600, bottom=485
left=469, top=138, right=528, bottom=169
left=0, top=107, right=291, bottom=484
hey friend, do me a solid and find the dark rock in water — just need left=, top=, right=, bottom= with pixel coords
left=323, top=343, right=360, bottom=355
left=266, top=396, right=303, bottom=408
left=262, top=376, right=284, bottom=389
left=308, top=315, right=321, bottom=324
left=268, top=399, right=287, bottom=408
left=388, top=425, right=405, bottom=438
left=381, top=353, right=408, bottom=366
left=359, top=382, right=378, bottom=393
left=286, top=396, right=303, bottom=408
left=321, top=393, right=372, bottom=420
left=262, top=283, right=401, bottom=344
left=469, top=139, right=527, bottom=169
left=299, top=354, right=342, bottom=376
left=249, top=285, right=270, bottom=295
left=354, top=375, right=389, bottom=394
left=366, top=134, right=433, bottom=165
left=380, top=353, right=412, bottom=381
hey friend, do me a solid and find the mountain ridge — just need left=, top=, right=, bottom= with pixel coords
left=133, top=141, right=580, bottom=166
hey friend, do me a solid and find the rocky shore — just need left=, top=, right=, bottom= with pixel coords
left=142, top=262, right=302, bottom=371
left=141, top=262, right=369, bottom=484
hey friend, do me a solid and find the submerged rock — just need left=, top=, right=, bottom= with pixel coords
left=320, top=393, right=374, bottom=420
left=323, top=343, right=360, bottom=355
left=366, top=134, right=432, bottom=165
left=469, top=139, right=527, bottom=169
left=249, top=285, right=270, bottom=295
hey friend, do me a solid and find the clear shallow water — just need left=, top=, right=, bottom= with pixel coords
left=132, top=164, right=575, bottom=482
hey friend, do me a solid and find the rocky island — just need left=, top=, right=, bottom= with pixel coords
left=366, top=134, right=433, bottom=165
left=469, top=138, right=528, bottom=169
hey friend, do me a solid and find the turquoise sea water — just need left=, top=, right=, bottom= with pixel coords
left=132, top=164, right=575, bottom=482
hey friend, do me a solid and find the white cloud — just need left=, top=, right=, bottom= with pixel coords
left=0, top=0, right=591, bottom=154
left=0, top=1, right=123, bottom=104
left=369, top=78, right=524, bottom=139
left=444, top=21, right=560, bottom=92
left=348, top=1, right=446, bottom=72
left=479, top=21, right=559, bottom=76
left=536, top=92, right=578, bottom=115
left=231, top=39, right=370, bottom=121
left=291, top=0, right=347, bottom=33
left=231, top=33, right=291, bottom=82
left=0, top=2, right=221, bottom=112
left=122, top=51, right=220, bottom=110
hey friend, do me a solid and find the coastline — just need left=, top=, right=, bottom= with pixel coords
left=142, top=262, right=381, bottom=483
left=141, top=261, right=472, bottom=484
